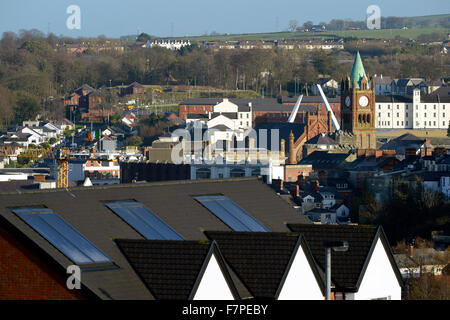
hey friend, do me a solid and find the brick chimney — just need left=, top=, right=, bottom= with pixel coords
left=290, top=184, right=300, bottom=197
left=310, top=180, right=319, bottom=192
left=409, top=244, right=414, bottom=258
left=289, top=131, right=296, bottom=164
left=297, top=174, right=305, bottom=188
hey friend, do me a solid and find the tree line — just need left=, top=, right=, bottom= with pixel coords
left=0, top=29, right=448, bottom=128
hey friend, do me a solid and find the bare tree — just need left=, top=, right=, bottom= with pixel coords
left=288, top=20, right=299, bottom=32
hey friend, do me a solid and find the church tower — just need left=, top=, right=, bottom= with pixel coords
left=340, top=52, right=376, bottom=149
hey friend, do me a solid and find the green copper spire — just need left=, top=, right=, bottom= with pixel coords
left=349, top=51, right=368, bottom=89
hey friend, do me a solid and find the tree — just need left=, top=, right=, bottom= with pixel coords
left=136, top=33, right=152, bottom=42
left=288, top=20, right=299, bottom=32
left=126, top=135, right=143, bottom=146
left=303, top=21, right=314, bottom=30
left=13, top=91, right=41, bottom=123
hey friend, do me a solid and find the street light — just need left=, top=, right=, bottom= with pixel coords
left=324, top=240, right=349, bottom=300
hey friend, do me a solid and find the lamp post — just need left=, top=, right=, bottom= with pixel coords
left=324, top=240, right=349, bottom=300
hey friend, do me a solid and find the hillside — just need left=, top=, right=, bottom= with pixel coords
left=173, top=28, right=449, bottom=42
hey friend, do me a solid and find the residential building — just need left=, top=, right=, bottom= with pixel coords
left=288, top=224, right=404, bottom=300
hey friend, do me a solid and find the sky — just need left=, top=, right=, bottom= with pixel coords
left=0, top=0, right=449, bottom=38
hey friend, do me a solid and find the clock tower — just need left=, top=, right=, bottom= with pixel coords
left=341, top=51, right=376, bottom=149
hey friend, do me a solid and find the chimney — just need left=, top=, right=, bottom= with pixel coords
left=409, top=244, right=414, bottom=258
left=289, top=131, right=296, bottom=164
left=310, top=180, right=319, bottom=192
left=290, top=184, right=300, bottom=197
left=297, top=174, right=305, bottom=188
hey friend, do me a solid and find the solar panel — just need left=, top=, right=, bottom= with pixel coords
left=13, top=208, right=111, bottom=265
left=104, top=201, right=184, bottom=240
left=194, top=195, right=269, bottom=232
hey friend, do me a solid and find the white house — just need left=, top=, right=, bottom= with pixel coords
left=289, top=224, right=404, bottom=300
left=205, top=232, right=325, bottom=300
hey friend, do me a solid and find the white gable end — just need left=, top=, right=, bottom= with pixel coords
left=207, top=115, right=236, bottom=130
left=353, top=238, right=401, bottom=300
left=277, top=244, right=324, bottom=300
left=193, top=253, right=235, bottom=300
left=213, top=99, right=238, bottom=113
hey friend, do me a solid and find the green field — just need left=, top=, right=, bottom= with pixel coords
left=172, top=27, right=449, bottom=42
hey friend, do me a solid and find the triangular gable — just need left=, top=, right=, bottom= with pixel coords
left=355, top=227, right=404, bottom=293
left=276, top=235, right=325, bottom=300
left=191, top=242, right=238, bottom=300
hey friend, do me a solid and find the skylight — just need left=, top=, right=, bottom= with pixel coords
left=194, top=195, right=269, bottom=232
left=104, top=201, right=184, bottom=240
left=13, top=207, right=111, bottom=265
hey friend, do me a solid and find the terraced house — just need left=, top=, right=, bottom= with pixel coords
left=0, top=177, right=402, bottom=300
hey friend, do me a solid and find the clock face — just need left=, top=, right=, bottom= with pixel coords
left=345, top=96, right=351, bottom=107
left=359, top=96, right=369, bottom=107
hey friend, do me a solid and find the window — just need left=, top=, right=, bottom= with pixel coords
left=397, top=113, right=399, bottom=117
left=378, top=113, right=381, bottom=117
left=13, top=207, right=111, bottom=265
left=406, top=105, right=409, bottom=110
left=406, top=121, right=408, bottom=126
left=406, top=113, right=409, bottom=117
left=104, top=201, right=184, bottom=240
left=194, top=195, right=268, bottom=232
left=434, top=113, right=436, bottom=118
left=425, top=105, right=427, bottom=109
left=424, top=113, right=427, bottom=117
left=388, top=113, right=390, bottom=117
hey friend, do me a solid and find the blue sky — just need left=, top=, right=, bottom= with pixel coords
left=0, top=0, right=448, bottom=38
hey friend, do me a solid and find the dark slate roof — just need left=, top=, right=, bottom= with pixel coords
left=287, top=224, right=403, bottom=291
left=204, top=231, right=324, bottom=298
left=211, top=112, right=238, bottom=120
left=115, top=239, right=234, bottom=300
left=299, top=151, right=350, bottom=169
left=281, top=96, right=340, bottom=104
left=373, top=76, right=392, bottom=86
left=380, top=133, right=426, bottom=151
left=375, top=95, right=413, bottom=103
left=306, top=134, right=338, bottom=145
left=430, top=85, right=450, bottom=97
left=0, top=177, right=311, bottom=300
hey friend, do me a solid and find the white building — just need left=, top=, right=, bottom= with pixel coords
left=146, top=40, right=191, bottom=50
left=375, top=89, right=450, bottom=129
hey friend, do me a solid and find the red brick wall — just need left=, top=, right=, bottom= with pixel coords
left=179, top=104, right=213, bottom=119
left=0, top=225, right=87, bottom=300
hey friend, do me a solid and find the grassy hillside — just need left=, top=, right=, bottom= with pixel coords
left=175, top=27, right=449, bottom=42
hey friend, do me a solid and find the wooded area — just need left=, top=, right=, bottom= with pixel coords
left=0, top=29, right=449, bottom=128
